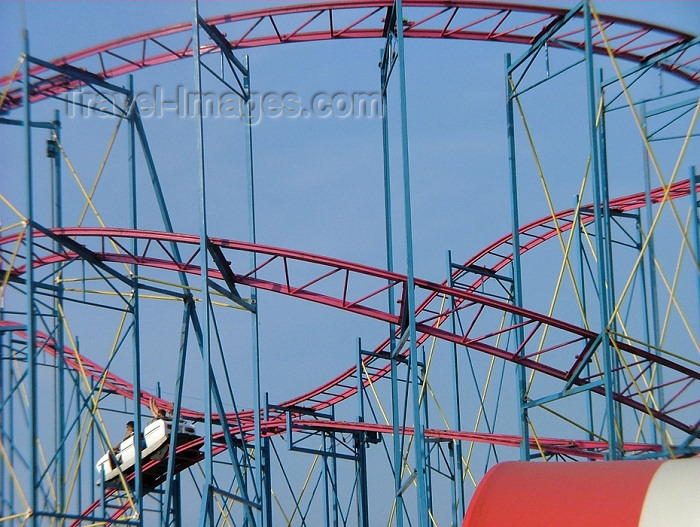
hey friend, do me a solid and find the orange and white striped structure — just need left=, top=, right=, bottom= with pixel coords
left=462, top=457, right=700, bottom=527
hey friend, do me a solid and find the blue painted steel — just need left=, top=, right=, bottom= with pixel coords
left=641, top=106, right=664, bottom=447
left=243, top=53, right=266, bottom=527
left=508, top=1, right=583, bottom=75
left=379, top=11, right=404, bottom=527
left=584, top=2, right=619, bottom=460
left=193, top=7, right=258, bottom=524
left=600, top=37, right=700, bottom=89
left=128, top=74, right=145, bottom=524
left=393, top=3, right=429, bottom=524
left=163, top=305, right=191, bottom=526
left=574, top=195, right=595, bottom=441
left=524, top=380, right=606, bottom=409
left=691, top=166, right=700, bottom=333
left=446, top=250, right=465, bottom=522
left=192, top=3, right=215, bottom=523
left=356, top=337, right=369, bottom=527
left=23, top=30, right=39, bottom=527
left=50, top=107, right=67, bottom=518
left=504, top=53, right=530, bottom=462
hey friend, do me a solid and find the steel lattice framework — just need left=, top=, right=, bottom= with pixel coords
left=1, top=1, right=699, bottom=526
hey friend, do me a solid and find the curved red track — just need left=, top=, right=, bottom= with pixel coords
left=2, top=179, right=698, bottom=439
left=1, top=0, right=698, bottom=113
left=1, top=2, right=698, bottom=523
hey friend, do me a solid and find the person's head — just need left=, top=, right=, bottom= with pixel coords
left=126, top=420, right=134, bottom=432
left=157, top=409, right=166, bottom=418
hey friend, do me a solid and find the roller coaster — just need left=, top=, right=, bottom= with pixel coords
left=1, top=1, right=698, bottom=526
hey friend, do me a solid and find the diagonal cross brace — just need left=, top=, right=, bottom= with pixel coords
left=31, top=222, right=187, bottom=300
left=207, top=240, right=256, bottom=313
left=197, top=15, right=248, bottom=77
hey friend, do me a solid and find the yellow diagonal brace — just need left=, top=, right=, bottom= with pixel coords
left=0, top=225, right=25, bottom=301
left=607, top=97, right=698, bottom=329
left=0, top=193, right=24, bottom=220
left=0, top=57, right=23, bottom=110
left=0, top=439, right=30, bottom=510
left=56, top=302, right=136, bottom=509
left=527, top=418, right=546, bottom=460
left=609, top=338, right=676, bottom=455
left=0, top=511, right=32, bottom=525
left=361, top=361, right=391, bottom=426
left=591, top=3, right=700, bottom=278
left=510, top=78, right=590, bottom=324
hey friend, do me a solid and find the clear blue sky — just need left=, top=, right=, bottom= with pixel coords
left=2, top=0, right=697, bottom=441
left=2, top=0, right=698, bottom=425
left=1, top=1, right=698, bottom=523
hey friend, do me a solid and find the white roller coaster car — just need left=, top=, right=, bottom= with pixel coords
left=96, top=418, right=197, bottom=484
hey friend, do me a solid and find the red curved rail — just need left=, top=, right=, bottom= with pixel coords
left=274, top=177, right=700, bottom=429
left=455, top=176, right=699, bottom=292
left=1, top=0, right=697, bottom=112
left=4, top=176, right=695, bottom=522
left=2, top=223, right=698, bottom=435
left=0, top=320, right=661, bottom=526
left=0, top=319, right=666, bottom=461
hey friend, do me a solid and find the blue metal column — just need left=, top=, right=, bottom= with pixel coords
left=0, top=327, right=8, bottom=519
left=49, top=108, right=67, bottom=518
left=23, top=30, right=39, bottom=527
left=192, top=3, right=214, bottom=523
left=690, top=166, right=700, bottom=332
left=356, top=338, right=370, bottom=527
left=573, top=196, right=595, bottom=441
left=378, top=18, right=403, bottom=527
left=163, top=306, right=190, bottom=527
left=393, top=2, right=428, bottom=524
left=128, top=74, right=144, bottom=523
left=243, top=54, right=265, bottom=527
left=0, top=327, right=4, bottom=518
left=504, top=53, right=530, bottom=461
left=597, top=78, right=625, bottom=448
left=641, top=106, right=663, bottom=446
left=445, top=250, right=465, bottom=521
left=263, top=398, right=273, bottom=525
left=583, top=2, right=618, bottom=460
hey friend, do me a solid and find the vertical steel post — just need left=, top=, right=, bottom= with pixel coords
left=322, top=432, right=331, bottom=527
left=395, top=0, right=429, bottom=527
left=0, top=328, right=4, bottom=519
left=504, top=53, right=529, bottom=461
left=641, top=106, right=664, bottom=445
left=50, top=108, right=67, bottom=518
left=128, top=74, right=144, bottom=522
left=597, top=79, right=626, bottom=447
left=263, top=397, right=273, bottom=526
left=379, top=31, right=403, bottom=527
left=583, top=2, right=618, bottom=460
left=192, top=3, right=214, bottom=523
left=598, top=77, right=616, bottom=326
left=394, top=2, right=428, bottom=523
left=164, top=305, right=191, bottom=527
left=356, top=338, right=369, bottom=527
left=88, top=362, right=94, bottom=507
left=23, top=30, right=39, bottom=527
left=445, top=250, right=465, bottom=521
left=574, top=196, right=595, bottom=440
left=156, top=382, right=164, bottom=520
left=690, top=166, right=700, bottom=332
left=244, top=54, right=265, bottom=527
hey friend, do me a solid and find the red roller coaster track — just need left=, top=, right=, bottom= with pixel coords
left=1, top=2, right=698, bottom=524
left=2, top=178, right=696, bottom=525
left=2, top=179, right=698, bottom=438
left=1, top=0, right=698, bottom=113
